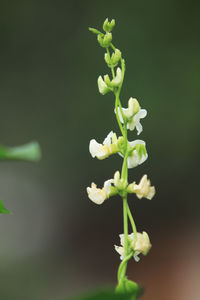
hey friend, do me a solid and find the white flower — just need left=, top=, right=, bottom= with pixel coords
left=118, top=140, right=147, bottom=168
left=89, top=131, right=117, bottom=160
left=111, top=67, right=122, bottom=87
left=87, top=179, right=114, bottom=205
left=97, top=76, right=109, bottom=95
left=115, top=98, right=147, bottom=135
left=127, top=140, right=148, bottom=168
left=131, top=109, right=147, bottom=135
left=115, top=231, right=151, bottom=262
left=132, top=174, right=155, bottom=200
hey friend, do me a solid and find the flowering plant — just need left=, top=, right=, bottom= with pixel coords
left=87, top=18, right=156, bottom=298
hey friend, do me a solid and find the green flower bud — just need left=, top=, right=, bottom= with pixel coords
left=97, top=32, right=112, bottom=48
left=111, top=49, right=121, bottom=66
left=105, top=49, right=122, bottom=68
left=132, top=98, right=140, bottom=115
left=103, top=74, right=111, bottom=86
left=116, top=136, right=125, bottom=154
left=88, top=27, right=101, bottom=35
left=104, top=52, right=110, bottom=65
left=103, top=18, right=115, bottom=32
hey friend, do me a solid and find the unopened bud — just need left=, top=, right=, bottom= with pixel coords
left=111, top=49, right=121, bottom=66
left=97, top=32, right=112, bottom=48
left=103, top=18, right=115, bottom=32
left=114, top=171, right=127, bottom=190
left=104, top=74, right=111, bottom=86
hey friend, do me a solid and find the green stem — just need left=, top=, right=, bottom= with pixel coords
left=118, top=196, right=129, bottom=282
left=127, top=203, right=137, bottom=242
left=115, top=97, right=124, bottom=136
left=106, top=47, right=115, bottom=78
left=117, top=251, right=133, bottom=282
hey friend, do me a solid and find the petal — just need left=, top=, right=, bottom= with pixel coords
left=146, top=186, right=156, bottom=200
left=89, top=139, right=102, bottom=158
left=104, top=179, right=114, bottom=196
left=133, top=251, right=140, bottom=262
left=136, top=122, right=143, bottom=135
left=139, top=109, right=147, bottom=118
left=103, top=131, right=114, bottom=146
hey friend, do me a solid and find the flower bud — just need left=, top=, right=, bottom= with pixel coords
left=88, top=27, right=101, bottom=35
left=114, top=171, right=127, bottom=191
left=103, top=74, right=111, bottom=86
left=125, top=98, right=140, bottom=118
left=97, top=32, right=112, bottom=48
left=111, top=49, right=121, bottom=66
left=97, top=76, right=110, bottom=95
left=104, top=52, right=110, bottom=65
left=103, top=18, right=115, bottom=32
left=111, top=67, right=122, bottom=87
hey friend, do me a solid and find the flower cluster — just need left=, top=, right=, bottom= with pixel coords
left=88, top=18, right=156, bottom=294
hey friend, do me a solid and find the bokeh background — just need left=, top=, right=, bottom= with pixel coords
left=0, top=0, right=200, bottom=299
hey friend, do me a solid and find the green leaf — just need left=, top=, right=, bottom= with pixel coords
left=0, top=199, right=10, bottom=214
left=67, top=287, right=144, bottom=300
left=0, top=141, right=41, bottom=162
left=116, top=278, right=139, bottom=300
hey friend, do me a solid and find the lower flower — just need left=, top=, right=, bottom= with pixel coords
left=115, top=231, right=151, bottom=262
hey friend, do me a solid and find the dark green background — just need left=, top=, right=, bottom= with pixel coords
left=0, top=1, right=199, bottom=299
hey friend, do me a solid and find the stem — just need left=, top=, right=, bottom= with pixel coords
left=115, top=97, right=124, bottom=136
left=127, top=203, right=137, bottom=242
left=118, top=196, right=129, bottom=281
left=106, top=47, right=115, bottom=78
left=117, top=251, right=133, bottom=282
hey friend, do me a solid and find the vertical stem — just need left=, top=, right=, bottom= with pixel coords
left=127, top=204, right=137, bottom=243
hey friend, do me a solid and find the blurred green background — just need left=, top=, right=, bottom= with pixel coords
left=0, top=0, right=199, bottom=299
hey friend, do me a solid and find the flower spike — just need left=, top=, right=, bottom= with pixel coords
left=88, top=18, right=156, bottom=294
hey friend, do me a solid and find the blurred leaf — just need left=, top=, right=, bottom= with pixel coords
left=67, top=287, right=144, bottom=300
left=0, top=199, right=10, bottom=214
left=115, top=278, right=138, bottom=299
left=0, top=141, right=41, bottom=162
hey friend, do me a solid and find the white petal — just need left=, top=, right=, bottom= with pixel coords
left=97, top=76, right=108, bottom=95
left=133, top=251, right=140, bottom=262
left=136, top=122, right=143, bottom=135
left=89, top=139, right=102, bottom=158
left=103, top=179, right=114, bottom=196
left=87, top=184, right=106, bottom=205
left=114, top=107, right=126, bottom=124
left=103, top=131, right=114, bottom=146
left=139, top=109, right=147, bottom=118
left=112, top=67, right=122, bottom=86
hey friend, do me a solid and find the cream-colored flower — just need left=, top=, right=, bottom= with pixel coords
left=116, top=98, right=147, bottom=135
left=97, top=76, right=110, bottom=95
left=87, top=179, right=114, bottom=205
left=89, top=131, right=117, bottom=160
left=111, top=67, right=122, bottom=87
left=132, top=174, right=155, bottom=200
left=115, top=231, right=151, bottom=262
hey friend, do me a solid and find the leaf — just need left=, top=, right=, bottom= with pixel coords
left=115, top=278, right=139, bottom=300
left=66, top=287, right=143, bottom=300
left=0, top=199, right=10, bottom=214
left=0, top=141, right=41, bottom=162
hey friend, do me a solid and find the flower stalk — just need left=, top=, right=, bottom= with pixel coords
left=87, top=18, right=156, bottom=297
